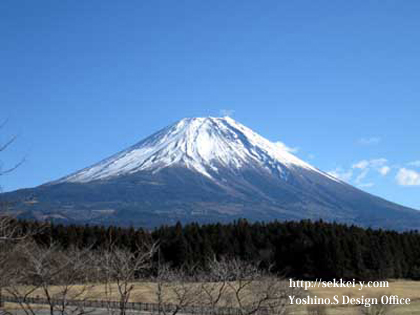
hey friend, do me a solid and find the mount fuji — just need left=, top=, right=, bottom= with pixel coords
left=2, top=117, right=420, bottom=230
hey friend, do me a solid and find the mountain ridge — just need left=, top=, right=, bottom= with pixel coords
left=52, top=116, right=338, bottom=185
left=2, top=116, right=419, bottom=230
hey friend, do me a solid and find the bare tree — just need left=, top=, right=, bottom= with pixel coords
left=99, top=243, right=157, bottom=315
left=0, top=216, right=43, bottom=311
left=1, top=241, right=38, bottom=315
left=4, top=242, right=97, bottom=315
left=199, top=257, right=233, bottom=312
left=203, top=258, right=301, bottom=315
left=204, top=258, right=261, bottom=314
left=48, top=247, right=99, bottom=315
left=0, top=120, right=29, bottom=297
left=0, top=216, right=36, bottom=241
left=0, top=120, right=47, bottom=315
left=0, top=217, right=46, bottom=308
left=0, top=120, right=24, bottom=177
left=153, top=264, right=202, bottom=315
left=248, top=276, right=296, bottom=315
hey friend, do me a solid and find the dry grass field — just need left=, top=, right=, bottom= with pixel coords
left=3, top=280, right=420, bottom=314
left=297, top=279, right=420, bottom=314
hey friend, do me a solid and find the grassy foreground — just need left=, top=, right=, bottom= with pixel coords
left=304, top=279, right=420, bottom=315
left=4, top=280, right=420, bottom=314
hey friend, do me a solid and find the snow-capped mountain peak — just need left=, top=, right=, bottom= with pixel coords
left=7, top=116, right=420, bottom=230
left=57, top=117, right=328, bottom=183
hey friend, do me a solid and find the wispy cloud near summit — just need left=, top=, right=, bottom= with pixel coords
left=219, top=109, right=235, bottom=117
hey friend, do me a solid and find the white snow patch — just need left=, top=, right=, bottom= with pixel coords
left=57, top=117, right=329, bottom=183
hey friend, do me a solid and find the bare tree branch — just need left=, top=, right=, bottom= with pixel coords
left=153, top=264, right=202, bottom=315
left=99, top=242, right=157, bottom=315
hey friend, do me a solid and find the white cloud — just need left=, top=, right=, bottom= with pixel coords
left=358, top=137, right=381, bottom=145
left=358, top=159, right=389, bottom=186
left=379, top=166, right=391, bottom=176
left=355, top=169, right=369, bottom=184
left=351, top=158, right=389, bottom=180
left=328, top=157, right=420, bottom=188
left=328, top=168, right=353, bottom=182
left=352, top=158, right=388, bottom=170
left=329, top=158, right=390, bottom=185
left=408, top=160, right=420, bottom=167
left=275, top=141, right=299, bottom=153
left=396, top=168, right=420, bottom=186
left=331, top=158, right=390, bottom=187
left=219, top=109, right=235, bottom=117
left=352, top=160, right=370, bottom=170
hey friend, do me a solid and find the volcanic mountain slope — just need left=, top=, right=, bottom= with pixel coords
left=2, top=117, right=420, bottom=230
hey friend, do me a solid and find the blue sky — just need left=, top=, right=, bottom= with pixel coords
left=1, top=1, right=419, bottom=209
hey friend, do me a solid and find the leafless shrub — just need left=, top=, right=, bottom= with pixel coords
left=199, top=258, right=231, bottom=311
left=0, top=121, right=41, bottom=291
left=99, top=242, right=157, bottom=315
left=201, top=257, right=301, bottom=315
left=152, top=263, right=202, bottom=315
left=0, top=217, right=45, bottom=303
left=4, top=242, right=97, bottom=315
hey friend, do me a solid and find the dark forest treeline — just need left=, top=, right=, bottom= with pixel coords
left=19, top=219, right=420, bottom=281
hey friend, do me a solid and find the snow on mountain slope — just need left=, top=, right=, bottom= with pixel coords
left=4, top=116, right=420, bottom=230
left=57, top=117, right=337, bottom=184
